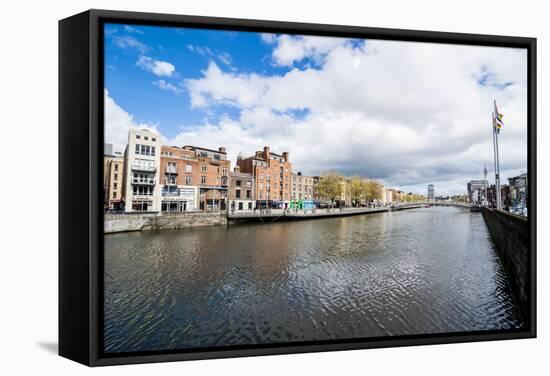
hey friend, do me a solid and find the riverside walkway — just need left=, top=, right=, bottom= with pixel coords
left=228, top=206, right=389, bottom=222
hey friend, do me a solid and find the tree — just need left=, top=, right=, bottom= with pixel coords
left=317, top=172, right=343, bottom=208
left=363, top=180, right=383, bottom=202
left=349, top=176, right=364, bottom=207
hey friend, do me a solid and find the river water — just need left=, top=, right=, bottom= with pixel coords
left=104, top=207, right=523, bottom=353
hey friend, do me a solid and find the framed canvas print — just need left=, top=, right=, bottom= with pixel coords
left=59, top=9, right=536, bottom=366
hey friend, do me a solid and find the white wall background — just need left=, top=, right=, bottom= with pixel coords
left=0, top=0, right=547, bottom=374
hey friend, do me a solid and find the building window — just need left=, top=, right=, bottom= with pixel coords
left=201, top=165, right=207, bottom=172
left=236, top=180, right=241, bottom=187
left=133, top=185, right=153, bottom=196
left=185, top=176, right=192, bottom=185
left=113, top=183, right=118, bottom=189
left=246, top=181, right=251, bottom=188
left=165, top=175, right=176, bottom=185
left=214, top=154, right=221, bottom=160
left=201, top=176, right=207, bottom=184
left=152, top=138, right=156, bottom=142
left=144, top=136, right=149, bottom=140
left=248, top=202, right=252, bottom=210
left=236, top=190, right=241, bottom=198
left=151, top=146, right=155, bottom=156
left=185, top=165, right=192, bottom=173
left=114, top=164, right=118, bottom=171
left=166, top=162, right=177, bottom=173
left=246, top=190, right=251, bottom=198
left=200, top=151, right=208, bottom=158
left=222, top=168, right=228, bottom=176
left=112, top=192, right=116, bottom=198
left=135, top=144, right=140, bottom=154
left=114, top=173, right=118, bottom=181
left=221, top=176, right=228, bottom=186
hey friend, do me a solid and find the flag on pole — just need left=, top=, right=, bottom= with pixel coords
left=494, top=100, right=504, bottom=132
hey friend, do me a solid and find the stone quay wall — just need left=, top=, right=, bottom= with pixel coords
left=104, top=211, right=227, bottom=234
left=481, top=207, right=531, bottom=323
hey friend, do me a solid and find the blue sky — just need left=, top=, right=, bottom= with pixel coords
left=105, top=23, right=292, bottom=140
left=104, top=23, right=527, bottom=195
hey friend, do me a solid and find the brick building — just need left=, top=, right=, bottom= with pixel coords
left=182, top=145, right=230, bottom=210
left=159, top=145, right=199, bottom=212
left=237, top=146, right=291, bottom=209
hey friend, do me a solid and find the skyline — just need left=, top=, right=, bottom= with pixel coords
left=104, top=23, right=528, bottom=195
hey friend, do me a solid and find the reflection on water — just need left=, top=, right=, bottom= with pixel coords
left=104, top=207, right=523, bottom=353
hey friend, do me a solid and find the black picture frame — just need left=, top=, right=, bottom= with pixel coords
left=59, top=9, right=537, bottom=367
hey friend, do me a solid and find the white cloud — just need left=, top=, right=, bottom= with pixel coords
left=104, top=89, right=160, bottom=152
left=270, top=35, right=348, bottom=66
left=177, top=38, right=527, bottom=195
left=187, top=44, right=214, bottom=57
left=123, top=25, right=144, bottom=34
left=112, top=35, right=149, bottom=54
left=153, top=79, right=183, bottom=94
left=260, top=33, right=277, bottom=44
left=136, top=56, right=176, bottom=77
left=218, top=52, right=232, bottom=66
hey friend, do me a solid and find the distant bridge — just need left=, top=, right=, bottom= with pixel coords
left=392, top=201, right=476, bottom=211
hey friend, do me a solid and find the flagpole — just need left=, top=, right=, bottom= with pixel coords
left=495, top=123, right=502, bottom=210
left=493, top=99, right=502, bottom=210
left=491, top=113, right=498, bottom=212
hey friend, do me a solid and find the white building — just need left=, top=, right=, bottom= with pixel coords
left=123, top=129, right=162, bottom=212
left=291, top=172, right=314, bottom=201
left=381, top=187, right=393, bottom=205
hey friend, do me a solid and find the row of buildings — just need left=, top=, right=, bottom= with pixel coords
left=103, top=129, right=419, bottom=213
left=467, top=172, right=528, bottom=210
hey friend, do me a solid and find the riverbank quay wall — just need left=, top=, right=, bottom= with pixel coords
left=228, top=207, right=389, bottom=224
left=104, top=212, right=227, bottom=233
left=481, top=207, right=530, bottom=324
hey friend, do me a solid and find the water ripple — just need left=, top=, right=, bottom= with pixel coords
left=104, top=207, right=523, bottom=353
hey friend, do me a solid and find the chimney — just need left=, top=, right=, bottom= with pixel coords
left=218, top=146, right=226, bottom=153
left=297, top=171, right=302, bottom=176
left=234, top=165, right=240, bottom=173
left=263, top=146, right=270, bottom=160
left=283, top=151, right=289, bottom=162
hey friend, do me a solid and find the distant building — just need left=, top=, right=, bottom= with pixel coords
left=508, top=173, right=528, bottom=207
left=382, top=187, right=393, bottom=204
left=228, top=166, right=255, bottom=211
left=291, top=172, right=315, bottom=201
left=427, top=184, right=434, bottom=201
left=487, top=184, right=512, bottom=209
left=312, top=176, right=321, bottom=201
left=237, top=146, right=292, bottom=209
left=123, top=129, right=162, bottom=212
left=103, top=144, right=124, bottom=210
left=467, top=180, right=488, bottom=205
